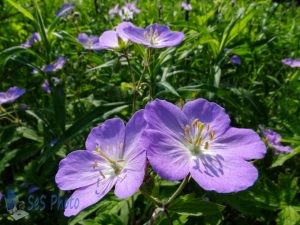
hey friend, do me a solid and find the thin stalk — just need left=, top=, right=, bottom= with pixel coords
left=123, top=51, right=136, bottom=113
left=165, top=175, right=190, bottom=206
left=139, top=189, right=162, bottom=206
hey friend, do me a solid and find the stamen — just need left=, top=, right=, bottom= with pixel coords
left=206, top=124, right=210, bottom=132
left=192, top=118, right=199, bottom=127
left=209, top=130, right=216, bottom=141
left=93, top=145, right=115, bottom=164
left=184, top=125, right=192, bottom=143
left=204, top=142, right=209, bottom=150
left=106, top=145, right=110, bottom=150
left=99, top=170, right=106, bottom=179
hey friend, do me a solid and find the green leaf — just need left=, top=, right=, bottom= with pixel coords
left=52, top=86, right=66, bottom=132
left=277, top=206, right=300, bottom=225
left=5, top=0, right=35, bottom=21
left=158, top=81, right=180, bottom=97
left=169, top=194, right=224, bottom=216
left=16, top=126, right=43, bottom=143
left=271, top=146, right=300, bottom=168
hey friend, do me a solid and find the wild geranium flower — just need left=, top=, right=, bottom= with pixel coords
left=21, top=32, right=41, bottom=48
left=0, top=86, right=26, bottom=105
left=55, top=110, right=146, bottom=216
left=56, top=3, right=75, bottom=17
left=43, top=57, right=66, bottom=72
left=118, top=23, right=185, bottom=48
left=98, top=22, right=130, bottom=50
left=125, top=2, right=141, bottom=14
left=282, top=58, right=300, bottom=68
left=142, top=99, right=266, bottom=193
left=42, top=77, right=61, bottom=94
left=231, top=55, right=241, bottom=65
left=118, top=5, right=134, bottom=20
left=181, top=2, right=192, bottom=11
left=77, top=33, right=101, bottom=50
left=259, top=126, right=293, bottom=154
left=109, top=4, right=120, bottom=18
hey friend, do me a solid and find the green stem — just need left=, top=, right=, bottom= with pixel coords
left=123, top=51, right=136, bottom=113
left=165, top=175, right=190, bottom=206
left=139, top=189, right=163, bottom=206
left=164, top=209, right=173, bottom=225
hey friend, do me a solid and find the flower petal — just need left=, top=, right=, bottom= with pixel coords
left=144, top=99, right=188, bottom=141
left=145, top=23, right=170, bottom=35
left=118, top=24, right=149, bottom=46
left=64, top=178, right=116, bottom=216
left=143, top=130, right=191, bottom=181
left=182, top=99, right=231, bottom=137
left=155, top=31, right=185, bottom=48
left=116, top=22, right=132, bottom=42
left=190, top=154, right=258, bottom=193
left=85, top=118, right=125, bottom=159
left=99, top=31, right=119, bottom=49
left=55, top=150, right=107, bottom=190
left=212, top=127, right=266, bottom=160
left=123, top=109, right=146, bottom=160
left=114, top=150, right=146, bottom=198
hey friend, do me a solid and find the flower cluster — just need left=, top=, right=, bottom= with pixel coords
left=109, top=2, right=141, bottom=20
left=56, top=98, right=266, bottom=216
left=77, top=22, right=184, bottom=50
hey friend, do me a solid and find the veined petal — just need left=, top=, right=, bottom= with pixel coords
left=99, top=31, right=119, bottom=49
left=143, top=130, right=191, bottom=181
left=190, top=155, right=258, bottom=193
left=144, top=99, right=188, bottom=141
left=123, top=110, right=146, bottom=161
left=155, top=32, right=185, bottom=48
left=85, top=118, right=125, bottom=159
left=119, top=24, right=149, bottom=46
left=182, top=99, right=231, bottom=137
left=211, top=127, right=266, bottom=160
left=116, top=22, right=132, bottom=42
left=114, top=150, right=146, bottom=198
left=64, top=178, right=116, bottom=216
left=55, top=150, right=108, bottom=190
left=145, top=23, right=170, bottom=35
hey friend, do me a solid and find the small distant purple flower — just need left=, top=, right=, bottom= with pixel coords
left=55, top=110, right=146, bottom=216
left=42, top=77, right=61, bottom=94
left=56, top=3, right=75, bottom=17
left=118, top=5, right=134, bottom=20
left=259, top=126, right=293, bottom=154
left=109, top=4, right=120, bottom=18
left=21, top=32, right=41, bottom=48
left=142, top=99, right=266, bottom=193
left=231, top=55, right=241, bottom=65
left=50, top=138, right=57, bottom=147
left=282, top=58, right=300, bottom=68
left=43, top=57, right=66, bottom=72
left=28, top=185, right=39, bottom=194
left=77, top=33, right=101, bottom=50
left=118, top=23, right=185, bottom=48
left=125, top=2, right=141, bottom=14
left=181, top=2, right=192, bottom=11
left=0, top=86, right=26, bottom=105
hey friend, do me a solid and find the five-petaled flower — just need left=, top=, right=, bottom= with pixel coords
left=259, top=126, right=293, bottom=154
left=118, top=23, right=185, bottom=48
left=21, top=32, right=41, bottom=48
left=282, top=58, right=300, bottom=68
left=55, top=110, right=146, bottom=216
left=77, top=34, right=102, bottom=50
left=181, top=2, right=192, bottom=11
left=142, top=99, right=266, bottom=193
left=0, top=86, right=26, bottom=105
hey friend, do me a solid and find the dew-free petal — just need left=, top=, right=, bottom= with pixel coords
left=143, top=130, right=191, bottom=181
left=190, top=155, right=258, bottom=193
left=212, top=127, right=267, bottom=160
left=99, top=31, right=119, bottom=49
left=55, top=150, right=106, bottom=190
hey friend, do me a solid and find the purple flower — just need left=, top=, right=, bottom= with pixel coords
left=109, top=4, right=120, bottom=18
left=118, top=23, right=185, bottom=48
left=42, top=77, right=61, bottom=94
left=55, top=110, right=146, bottom=216
left=282, top=58, right=300, bottom=68
left=230, top=55, right=241, bottom=65
left=142, top=99, right=266, bottom=193
left=43, top=57, right=66, bottom=72
left=0, top=86, right=26, bottom=105
left=21, top=32, right=41, bottom=48
left=181, top=2, right=192, bottom=11
left=77, top=33, right=101, bottom=50
left=259, top=126, right=293, bottom=154
left=125, top=2, right=141, bottom=14
left=56, top=3, right=75, bottom=17
left=118, top=5, right=134, bottom=20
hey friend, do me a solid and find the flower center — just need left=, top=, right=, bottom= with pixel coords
left=184, top=118, right=216, bottom=155
left=144, top=27, right=159, bottom=46
left=92, top=145, right=125, bottom=177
